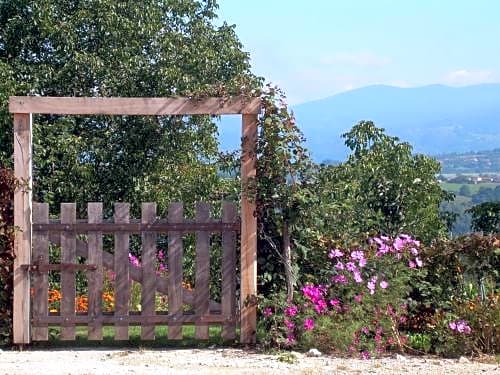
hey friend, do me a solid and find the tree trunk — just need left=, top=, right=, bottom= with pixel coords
left=283, top=222, right=294, bottom=302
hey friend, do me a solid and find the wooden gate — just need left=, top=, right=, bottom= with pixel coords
left=28, top=201, right=238, bottom=341
left=10, top=96, right=260, bottom=344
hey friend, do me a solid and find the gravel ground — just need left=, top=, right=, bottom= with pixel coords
left=0, top=348, right=498, bottom=374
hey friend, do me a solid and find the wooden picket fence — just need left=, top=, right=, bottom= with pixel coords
left=28, top=201, right=238, bottom=341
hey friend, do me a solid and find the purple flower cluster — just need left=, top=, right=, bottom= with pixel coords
left=448, top=319, right=472, bottom=334
left=371, top=234, right=423, bottom=268
left=128, top=253, right=140, bottom=267
left=302, top=284, right=328, bottom=314
left=128, top=250, right=168, bottom=275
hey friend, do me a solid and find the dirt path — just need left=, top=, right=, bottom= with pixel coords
left=0, top=348, right=498, bottom=374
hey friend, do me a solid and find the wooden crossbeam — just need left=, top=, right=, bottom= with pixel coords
left=9, top=96, right=261, bottom=115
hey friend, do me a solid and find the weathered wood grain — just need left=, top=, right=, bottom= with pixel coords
left=240, top=113, right=258, bottom=344
left=194, top=203, right=211, bottom=340
left=13, top=113, right=32, bottom=344
left=9, top=96, right=261, bottom=115
left=141, top=203, right=156, bottom=340
left=221, top=202, right=237, bottom=341
left=167, top=203, right=183, bottom=340
left=31, top=203, right=49, bottom=341
left=60, top=203, right=76, bottom=340
left=87, top=203, right=103, bottom=340
left=114, top=203, right=130, bottom=340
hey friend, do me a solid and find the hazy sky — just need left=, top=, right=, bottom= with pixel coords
left=217, top=0, right=500, bottom=104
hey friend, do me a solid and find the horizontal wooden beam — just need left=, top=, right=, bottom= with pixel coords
left=34, top=221, right=240, bottom=233
left=32, top=313, right=235, bottom=326
left=9, top=96, right=261, bottom=115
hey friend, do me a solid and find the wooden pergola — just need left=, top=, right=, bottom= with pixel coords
left=9, top=96, right=260, bottom=344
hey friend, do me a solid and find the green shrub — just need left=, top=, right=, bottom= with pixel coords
left=0, top=167, right=17, bottom=346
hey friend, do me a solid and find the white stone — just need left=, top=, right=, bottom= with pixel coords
left=395, top=354, right=407, bottom=361
left=306, top=348, right=322, bottom=357
left=459, top=356, right=470, bottom=363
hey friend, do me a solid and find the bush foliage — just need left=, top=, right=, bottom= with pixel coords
left=0, top=167, right=16, bottom=346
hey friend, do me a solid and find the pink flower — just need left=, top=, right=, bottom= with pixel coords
left=329, top=248, right=344, bottom=258
left=361, top=326, right=369, bottom=335
left=263, top=307, right=273, bottom=317
left=350, top=250, right=365, bottom=261
left=332, top=275, right=348, bottom=284
left=286, top=333, right=296, bottom=345
left=284, top=319, right=295, bottom=330
left=335, top=261, right=345, bottom=270
left=329, top=298, right=341, bottom=307
left=314, top=299, right=328, bottom=314
left=408, top=260, right=416, bottom=268
left=303, top=318, right=315, bottom=331
left=128, top=253, right=140, bottom=267
left=380, top=280, right=389, bottom=289
left=354, top=294, right=363, bottom=303
left=284, top=305, right=298, bottom=317
left=415, top=257, right=423, bottom=267
left=346, top=262, right=357, bottom=272
left=360, top=351, right=371, bottom=360
left=157, top=250, right=165, bottom=260
left=367, top=281, right=376, bottom=294
left=353, top=271, right=363, bottom=283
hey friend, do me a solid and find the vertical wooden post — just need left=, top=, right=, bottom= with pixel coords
left=114, top=202, right=130, bottom=340
left=32, top=203, right=49, bottom=341
left=167, top=202, right=183, bottom=340
left=240, top=113, right=258, bottom=344
left=88, top=202, right=103, bottom=340
left=194, top=202, right=210, bottom=340
left=13, top=113, right=32, bottom=345
left=221, top=202, right=237, bottom=341
left=60, top=203, right=76, bottom=340
left=141, top=203, right=156, bottom=340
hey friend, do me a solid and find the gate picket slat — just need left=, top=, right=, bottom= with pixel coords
left=60, top=203, right=76, bottom=340
left=221, top=202, right=237, bottom=340
left=141, top=203, right=156, bottom=340
left=87, top=203, right=103, bottom=340
left=167, top=203, right=183, bottom=340
left=194, top=203, right=210, bottom=340
left=32, top=202, right=49, bottom=341
left=114, top=203, right=130, bottom=340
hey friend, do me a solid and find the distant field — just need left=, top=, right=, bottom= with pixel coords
left=440, top=182, right=500, bottom=194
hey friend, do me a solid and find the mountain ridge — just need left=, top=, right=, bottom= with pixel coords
left=217, top=83, right=500, bottom=162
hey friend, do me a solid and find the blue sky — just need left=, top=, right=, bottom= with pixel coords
left=217, top=0, right=500, bottom=104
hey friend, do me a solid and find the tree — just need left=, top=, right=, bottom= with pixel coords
left=0, top=0, right=259, bottom=215
left=467, top=202, right=500, bottom=233
left=459, top=184, right=472, bottom=197
left=310, top=121, right=451, bottom=244
left=255, top=86, right=314, bottom=299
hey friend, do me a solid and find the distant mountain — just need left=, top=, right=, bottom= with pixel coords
left=217, top=84, right=500, bottom=162
left=292, top=84, right=500, bottom=161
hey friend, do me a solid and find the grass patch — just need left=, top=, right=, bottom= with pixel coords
left=32, top=325, right=234, bottom=349
left=440, top=182, right=499, bottom=194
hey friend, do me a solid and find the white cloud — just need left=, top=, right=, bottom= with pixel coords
left=443, top=69, right=497, bottom=86
left=320, top=51, right=391, bottom=67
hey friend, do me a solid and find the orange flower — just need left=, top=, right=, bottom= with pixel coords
left=75, top=295, right=88, bottom=312
left=48, top=289, right=62, bottom=303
